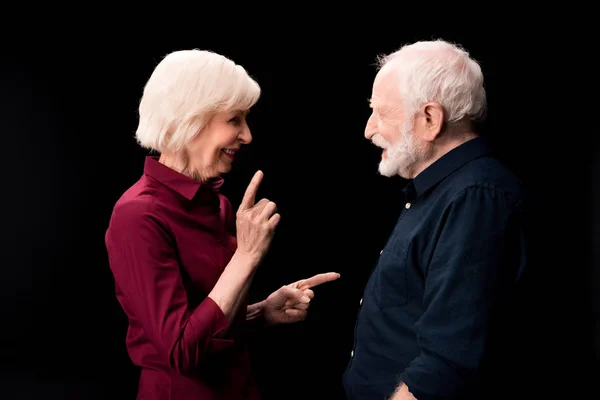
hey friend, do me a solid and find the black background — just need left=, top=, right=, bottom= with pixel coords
left=1, top=19, right=595, bottom=399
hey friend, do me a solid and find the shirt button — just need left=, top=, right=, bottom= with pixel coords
left=380, top=249, right=383, bottom=254
left=359, top=298, right=363, bottom=305
left=351, top=350, right=354, bottom=357
left=405, top=202, right=411, bottom=209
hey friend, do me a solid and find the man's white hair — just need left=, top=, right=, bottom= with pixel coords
left=135, top=49, right=261, bottom=152
left=377, top=39, right=487, bottom=124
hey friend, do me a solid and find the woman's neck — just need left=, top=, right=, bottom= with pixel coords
left=158, top=152, right=210, bottom=182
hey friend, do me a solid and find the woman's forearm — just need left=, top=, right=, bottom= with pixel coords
left=208, top=250, right=258, bottom=322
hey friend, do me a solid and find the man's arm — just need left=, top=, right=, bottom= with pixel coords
left=397, top=186, right=528, bottom=399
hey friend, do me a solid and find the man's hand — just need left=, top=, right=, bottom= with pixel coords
left=389, top=383, right=417, bottom=400
left=258, top=272, right=340, bottom=325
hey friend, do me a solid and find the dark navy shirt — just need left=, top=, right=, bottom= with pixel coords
left=343, top=137, right=530, bottom=400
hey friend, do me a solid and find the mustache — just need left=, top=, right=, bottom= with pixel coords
left=371, top=134, right=388, bottom=149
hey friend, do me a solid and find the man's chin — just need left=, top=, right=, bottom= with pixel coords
left=378, top=160, right=398, bottom=177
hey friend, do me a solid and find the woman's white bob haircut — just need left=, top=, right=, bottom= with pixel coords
left=135, top=49, right=261, bottom=153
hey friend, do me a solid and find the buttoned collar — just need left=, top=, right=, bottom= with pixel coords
left=408, top=136, right=493, bottom=199
left=143, top=156, right=224, bottom=201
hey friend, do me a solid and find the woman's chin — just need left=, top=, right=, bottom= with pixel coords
left=218, top=163, right=233, bottom=175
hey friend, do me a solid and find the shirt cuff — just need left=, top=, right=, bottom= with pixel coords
left=189, top=296, right=235, bottom=353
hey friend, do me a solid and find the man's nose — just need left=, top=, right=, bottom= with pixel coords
left=365, top=113, right=377, bottom=140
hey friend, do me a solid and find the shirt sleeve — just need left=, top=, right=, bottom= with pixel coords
left=400, top=186, right=528, bottom=399
left=105, top=197, right=234, bottom=376
left=219, top=194, right=236, bottom=235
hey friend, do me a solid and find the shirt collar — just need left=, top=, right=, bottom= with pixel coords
left=409, top=136, right=493, bottom=198
left=143, top=156, right=224, bottom=200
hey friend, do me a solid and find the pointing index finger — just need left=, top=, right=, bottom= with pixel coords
left=239, top=170, right=263, bottom=211
left=298, top=272, right=341, bottom=290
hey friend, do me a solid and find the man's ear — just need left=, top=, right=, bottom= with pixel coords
left=421, top=102, right=444, bottom=142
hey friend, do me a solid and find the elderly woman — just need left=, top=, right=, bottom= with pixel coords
left=104, top=49, right=339, bottom=400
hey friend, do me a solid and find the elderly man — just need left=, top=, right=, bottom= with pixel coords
left=343, top=40, right=531, bottom=399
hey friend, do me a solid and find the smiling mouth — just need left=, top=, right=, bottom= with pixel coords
left=222, top=148, right=237, bottom=159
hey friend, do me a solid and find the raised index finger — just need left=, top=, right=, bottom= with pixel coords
left=239, top=170, right=263, bottom=211
left=298, top=272, right=341, bottom=290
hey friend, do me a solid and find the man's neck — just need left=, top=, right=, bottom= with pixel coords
left=411, top=131, right=479, bottom=178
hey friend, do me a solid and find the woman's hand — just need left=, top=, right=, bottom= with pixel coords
left=261, top=272, right=341, bottom=325
left=235, top=170, right=280, bottom=265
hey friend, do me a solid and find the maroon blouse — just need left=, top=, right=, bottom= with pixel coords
left=105, top=156, right=260, bottom=399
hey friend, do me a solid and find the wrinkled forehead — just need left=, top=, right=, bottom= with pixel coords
left=371, top=64, right=401, bottom=108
